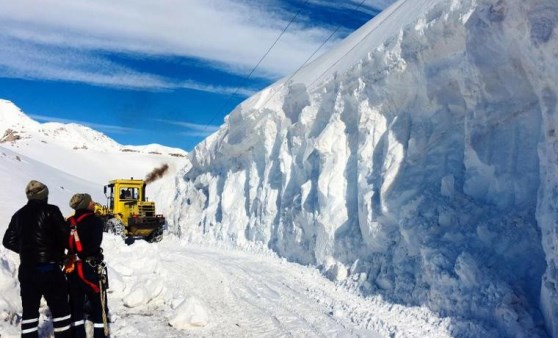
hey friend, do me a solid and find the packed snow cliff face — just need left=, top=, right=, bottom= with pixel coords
left=173, top=0, right=558, bottom=336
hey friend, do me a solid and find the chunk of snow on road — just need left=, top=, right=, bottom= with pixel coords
left=168, top=297, right=210, bottom=329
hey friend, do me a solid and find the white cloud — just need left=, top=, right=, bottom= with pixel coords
left=177, top=81, right=257, bottom=97
left=350, top=0, right=397, bottom=11
left=154, top=119, right=220, bottom=137
left=0, top=0, right=398, bottom=92
left=0, top=37, right=258, bottom=94
left=309, top=0, right=395, bottom=12
left=0, top=0, right=349, bottom=83
left=23, top=112, right=219, bottom=145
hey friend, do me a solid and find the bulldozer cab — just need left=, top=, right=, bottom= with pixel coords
left=104, top=179, right=146, bottom=215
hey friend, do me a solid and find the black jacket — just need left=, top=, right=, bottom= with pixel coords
left=68, top=209, right=104, bottom=259
left=3, top=199, right=69, bottom=265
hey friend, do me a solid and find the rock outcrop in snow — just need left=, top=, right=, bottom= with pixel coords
left=173, top=0, right=558, bottom=336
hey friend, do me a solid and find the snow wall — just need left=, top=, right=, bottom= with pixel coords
left=172, top=0, right=558, bottom=336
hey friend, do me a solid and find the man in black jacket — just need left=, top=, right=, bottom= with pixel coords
left=2, top=180, right=71, bottom=338
left=66, top=193, right=109, bottom=338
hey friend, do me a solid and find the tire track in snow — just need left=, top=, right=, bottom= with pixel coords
left=106, top=238, right=452, bottom=337
left=165, top=245, right=379, bottom=337
left=220, top=262, right=325, bottom=337
left=166, top=249, right=318, bottom=337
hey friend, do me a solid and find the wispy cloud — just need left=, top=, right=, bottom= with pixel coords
left=154, top=118, right=220, bottom=137
left=0, top=37, right=257, bottom=95
left=30, top=114, right=139, bottom=134
left=0, top=0, right=391, bottom=91
left=178, top=80, right=257, bottom=97
left=308, top=0, right=392, bottom=13
left=349, top=0, right=396, bottom=11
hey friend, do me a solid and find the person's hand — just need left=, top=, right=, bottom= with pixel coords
left=63, top=255, right=77, bottom=274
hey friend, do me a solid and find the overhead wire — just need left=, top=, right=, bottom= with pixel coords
left=205, top=0, right=311, bottom=128
left=202, top=0, right=400, bottom=134
left=280, top=0, right=370, bottom=90
left=235, top=0, right=375, bottom=115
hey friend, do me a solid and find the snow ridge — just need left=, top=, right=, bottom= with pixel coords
left=0, top=99, right=187, bottom=156
left=173, top=0, right=558, bottom=336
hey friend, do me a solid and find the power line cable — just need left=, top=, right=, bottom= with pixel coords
left=202, top=0, right=401, bottom=136
left=284, top=0, right=369, bottom=87
left=205, top=0, right=311, bottom=128
left=250, top=0, right=372, bottom=111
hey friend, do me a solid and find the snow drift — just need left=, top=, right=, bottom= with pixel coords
left=172, top=0, right=558, bottom=336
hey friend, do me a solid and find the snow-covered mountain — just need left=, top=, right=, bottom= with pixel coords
left=172, top=0, right=558, bottom=337
left=0, top=99, right=188, bottom=218
left=0, top=99, right=187, bottom=156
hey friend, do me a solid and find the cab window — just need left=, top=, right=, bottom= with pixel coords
left=119, top=188, right=138, bottom=200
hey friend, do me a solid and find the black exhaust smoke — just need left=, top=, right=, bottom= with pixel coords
left=145, top=163, right=169, bottom=184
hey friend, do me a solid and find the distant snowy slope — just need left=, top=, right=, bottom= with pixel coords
left=38, top=122, right=122, bottom=151
left=0, top=99, right=188, bottom=156
left=173, top=0, right=558, bottom=337
left=0, top=100, right=119, bottom=152
left=0, top=100, right=188, bottom=223
left=0, top=147, right=102, bottom=217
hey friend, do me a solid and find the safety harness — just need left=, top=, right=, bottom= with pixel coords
left=67, top=212, right=100, bottom=293
left=66, top=212, right=111, bottom=336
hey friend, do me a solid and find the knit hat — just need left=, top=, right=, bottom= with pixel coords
left=25, top=180, right=49, bottom=201
left=69, top=193, right=92, bottom=210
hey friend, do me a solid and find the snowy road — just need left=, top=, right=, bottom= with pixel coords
left=104, top=236, right=452, bottom=338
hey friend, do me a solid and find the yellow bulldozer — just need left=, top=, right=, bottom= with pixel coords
left=94, top=178, right=165, bottom=243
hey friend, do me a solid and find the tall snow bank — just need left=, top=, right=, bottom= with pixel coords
left=173, top=0, right=558, bottom=336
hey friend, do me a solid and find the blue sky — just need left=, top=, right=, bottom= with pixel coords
left=0, top=0, right=395, bottom=151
